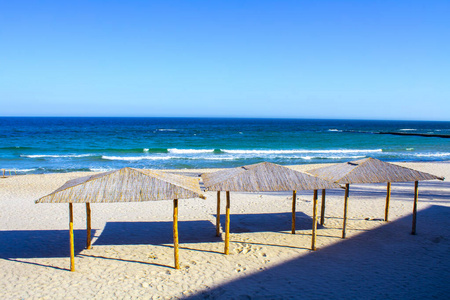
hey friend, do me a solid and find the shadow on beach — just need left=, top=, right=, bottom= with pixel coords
left=0, top=229, right=96, bottom=259
left=217, top=212, right=315, bottom=233
left=94, top=220, right=218, bottom=246
left=188, top=205, right=450, bottom=299
left=340, top=181, right=450, bottom=203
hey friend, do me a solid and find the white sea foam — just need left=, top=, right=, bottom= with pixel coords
left=90, top=168, right=116, bottom=172
left=21, top=154, right=94, bottom=158
left=102, top=156, right=173, bottom=161
left=222, top=149, right=382, bottom=154
left=168, top=149, right=215, bottom=154
left=19, top=168, right=37, bottom=172
left=275, top=155, right=366, bottom=160
left=157, top=129, right=177, bottom=132
left=328, top=129, right=342, bottom=132
left=414, top=153, right=450, bottom=157
left=400, top=129, right=416, bottom=131
left=202, top=157, right=236, bottom=160
left=325, top=155, right=366, bottom=160
left=143, top=148, right=149, bottom=152
left=3, top=168, right=37, bottom=173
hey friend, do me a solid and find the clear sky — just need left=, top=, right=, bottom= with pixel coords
left=1, top=1, right=449, bottom=120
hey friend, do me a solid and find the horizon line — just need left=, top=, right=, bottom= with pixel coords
left=1, top=116, right=449, bottom=122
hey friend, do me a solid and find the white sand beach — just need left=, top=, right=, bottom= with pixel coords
left=0, top=162, right=449, bottom=299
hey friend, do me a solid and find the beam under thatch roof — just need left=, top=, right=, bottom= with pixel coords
left=36, top=167, right=205, bottom=271
left=201, top=162, right=341, bottom=253
left=307, top=157, right=444, bottom=239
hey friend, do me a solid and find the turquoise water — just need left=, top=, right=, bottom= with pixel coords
left=1, top=117, right=449, bottom=174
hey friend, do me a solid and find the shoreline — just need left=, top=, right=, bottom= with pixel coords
left=2, top=159, right=450, bottom=177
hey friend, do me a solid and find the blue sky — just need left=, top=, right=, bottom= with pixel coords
left=1, top=1, right=449, bottom=120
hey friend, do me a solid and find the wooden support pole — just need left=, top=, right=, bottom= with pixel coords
left=411, top=181, right=419, bottom=235
left=173, top=199, right=179, bottom=269
left=311, top=190, right=318, bottom=251
left=69, top=203, right=75, bottom=272
left=86, top=203, right=92, bottom=250
left=385, top=182, right=391, bottom=222
left=342, top=184, right=350, bottom=239
left=291, top=190, right=296, bottom=234
left=224, top=191, right=231, bottom=255
left=320, top=189, right=326, bottom=225
left=216, top=191, right=221, bottom=237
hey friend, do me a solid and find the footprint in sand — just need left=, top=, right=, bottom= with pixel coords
left=432, top=236, right=444, bottom=243
left=236, top=243, right=253, bottom=254
left=235, top=263, right=247, bottom=273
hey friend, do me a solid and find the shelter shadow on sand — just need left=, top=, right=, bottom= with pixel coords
left=218, top=212, right=318, bottom=233
left=0, top=229, right=96, bottom=259
left=94, top=220, right=218, bottom=246
left=341, top=181, right=450, bottom=202
left=189, top=205, right=450, bottom=299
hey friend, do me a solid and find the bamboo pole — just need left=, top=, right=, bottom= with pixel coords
left=311, top=190, right=318, bottom=251
left=86, top=203, right=92, bottom=249
left=342, top=184, right=350, bottom=239
left=384, top=182, right=391, bottom=222
left=411, top=181, right=419, bottom=235
left=216, top=191, right=221, bottom=237
left=173, top=199, right=179, bottom=269
left=291, top=190, right=296, bottom=234
left=69, top=203, right=75, bottom=272
left=224, top=191, right=231, bottom=255
left=320, top=189, right=326, bottom=225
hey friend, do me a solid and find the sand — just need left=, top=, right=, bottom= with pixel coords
left=0, top=162, right=449, bottom=299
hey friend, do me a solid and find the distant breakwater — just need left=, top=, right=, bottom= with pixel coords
left=344, top=130, right=450, bottom=138
left=377, top=132, right=450, bottom=138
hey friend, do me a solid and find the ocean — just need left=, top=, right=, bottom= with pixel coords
left=1, top=117, right=449, bottom=174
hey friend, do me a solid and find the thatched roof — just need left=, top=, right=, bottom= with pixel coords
left=36, top=167, right=206, bottom=204
left=307, top=157, right=444, bottom=184
left=201, top=162, right=341, bottom=192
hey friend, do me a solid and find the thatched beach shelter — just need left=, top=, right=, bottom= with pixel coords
left=308, top=157, right=444, bottom=238
left=36, top=167, right=205, bottom=271
left=201, top=162, right=341, bottom=253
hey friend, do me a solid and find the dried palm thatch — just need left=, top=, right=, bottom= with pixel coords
left=202, top=162, right=341, bottom=192
left=307, top=157, right=444, bottom=184
left=201, top=162, right=341, bottom=254
left=308, top=157, right=444, bottom=239
left=36, top=167, right=205, bottom=272
left=36, top=167, right=205, bottom=204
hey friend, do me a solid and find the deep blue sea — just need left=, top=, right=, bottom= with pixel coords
left=1, top=117, right=449, bottom=174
